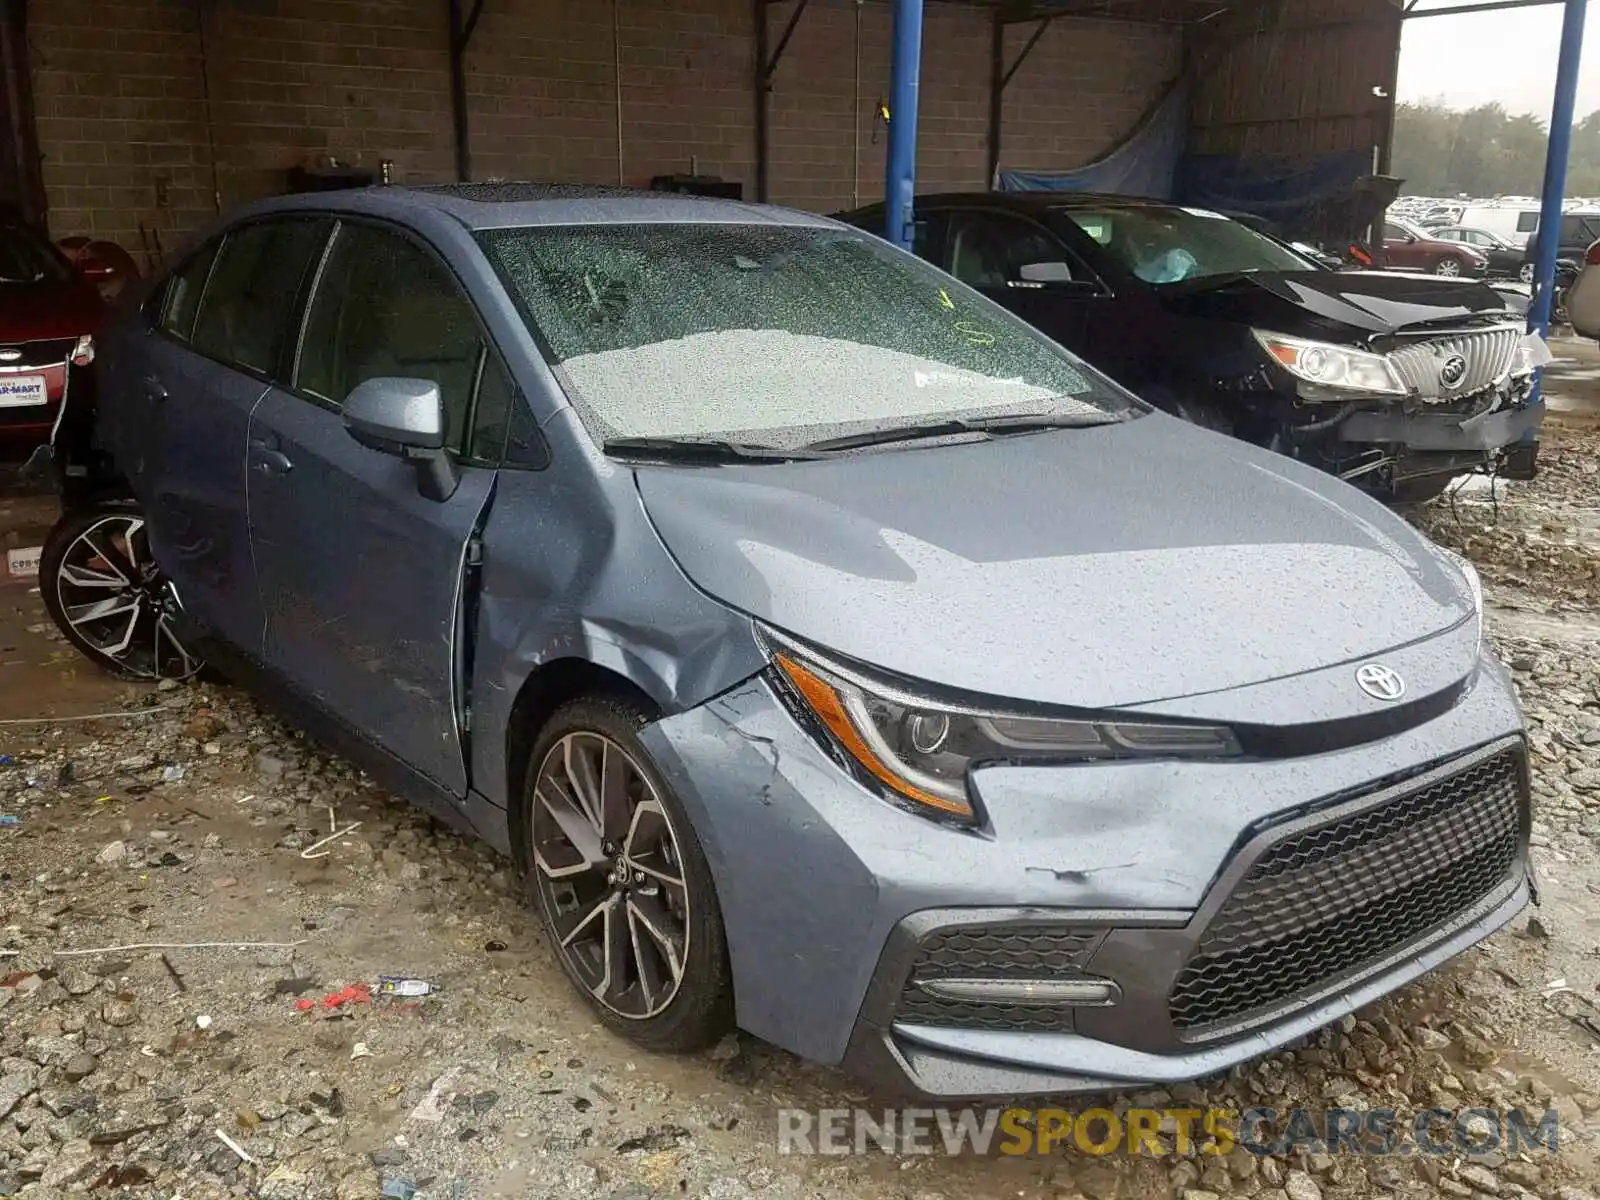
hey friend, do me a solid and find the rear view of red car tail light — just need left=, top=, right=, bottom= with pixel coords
left=1585, top=239, right=1600, bottom=267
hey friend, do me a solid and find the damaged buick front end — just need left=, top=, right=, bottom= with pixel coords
left=1188, top=272, right=1551, bottom=501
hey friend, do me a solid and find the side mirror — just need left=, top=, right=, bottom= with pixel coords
left=1017, top=261, right=1076, bottom=284
left=342, top=377, right=458, bottom=501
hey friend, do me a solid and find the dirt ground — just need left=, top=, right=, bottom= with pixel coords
left=3, top=343, right=1600, bottom=1200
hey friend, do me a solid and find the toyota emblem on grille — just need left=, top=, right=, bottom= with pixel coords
left=1356, top=663, right=1406, bottom=701
left=1438, top=353, right=1469, bottom=390
left=0, top=349, right=19, bottom=363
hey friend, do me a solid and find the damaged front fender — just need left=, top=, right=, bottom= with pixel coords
left=466, top=416, right=771, bottom=809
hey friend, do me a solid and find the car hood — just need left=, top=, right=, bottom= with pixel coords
left=633, top=414, right=1474, bottom=710
left=0, top=280, right=103, bottom=342
left=1165, top=270, right=1511, bottom=339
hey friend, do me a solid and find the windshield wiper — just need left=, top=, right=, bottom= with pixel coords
left=802, top=410, right=1130, bottom=453
left=602, top=436, right=827, bottom=464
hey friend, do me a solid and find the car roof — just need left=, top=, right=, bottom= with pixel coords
left=228, top=182, right=840, bottom=232
left=857, top=191, right=1197, bottom=214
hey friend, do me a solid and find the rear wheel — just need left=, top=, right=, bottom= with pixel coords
left=1434, top=258, right=1463, bottom=278
left=522, top=694, right=733, bottom=1052
left=39, top=502, right=204, bottom=681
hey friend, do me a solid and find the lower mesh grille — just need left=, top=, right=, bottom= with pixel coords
left=1169, top=749, right=1524, bottom=1034
left=896, top=925, right=1099, bottom=1032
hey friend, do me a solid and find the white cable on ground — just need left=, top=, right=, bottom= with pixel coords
left=0, top=704, right=178, bottom=725
left=51, top=939, right=308, bottom=957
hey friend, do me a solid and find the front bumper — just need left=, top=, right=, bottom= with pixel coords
left=642, top=652, right=1528, bottom=1099
left=1338, top=401, right=1542, bottom=452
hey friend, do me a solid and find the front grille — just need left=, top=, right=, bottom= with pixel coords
left=0, top=337, right=74, bottom=370
left=1388, top=328, right=1522, bottom=402
left=896, top=925, right=1099, bottom=1032
left=1169, top=749, right=1524, bottom=1034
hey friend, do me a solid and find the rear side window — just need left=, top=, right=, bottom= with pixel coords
left=159, top=240, right=221, bottom=342
left=0, top=223, right=72, bottom=284
left=1517, top=212, right=1540, bottom=234
left=297, top=223, right=484, bottom=450
left=192, top=219, right=330, bottom=377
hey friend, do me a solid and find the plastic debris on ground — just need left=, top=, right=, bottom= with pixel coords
left=377, top=976, right=440, bottom=999
left=410, top=1067, right=463, bottom=1122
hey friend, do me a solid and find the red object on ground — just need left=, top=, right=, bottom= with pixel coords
left=321, top=983, right=372, bottom=1010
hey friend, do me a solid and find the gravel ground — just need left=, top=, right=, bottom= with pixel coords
left=3, top=425, right=1600, bottom=1200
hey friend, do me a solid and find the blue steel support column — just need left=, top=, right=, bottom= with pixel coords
left=1530, top=0, right=1587, bottom=346
left=884, top=0, right=925, bottom=251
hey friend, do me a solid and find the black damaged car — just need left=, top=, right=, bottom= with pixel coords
left=840, top=193, right=1548, bottom=502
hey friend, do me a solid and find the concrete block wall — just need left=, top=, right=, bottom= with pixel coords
left=26, top=0, right=1179, bottom=252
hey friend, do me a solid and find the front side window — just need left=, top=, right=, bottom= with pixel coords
left=948, top=212, right=1076, bottom=288
left=192, top=219, right=330, bottom=376
left=298, top=223, right=483, bottom=450
left=479, top=223, right=1133, bottom=449
left=1061, top=206, right=1315, bottom=285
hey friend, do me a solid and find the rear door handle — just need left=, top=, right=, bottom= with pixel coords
left=249, top=441, right=293, bottom=476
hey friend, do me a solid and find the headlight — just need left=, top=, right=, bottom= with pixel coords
left=1253, top=330, right=1406, bottom=397
left=69, top=334, right=94, bottom=367
left=768, top=640, right=1240, bottom=824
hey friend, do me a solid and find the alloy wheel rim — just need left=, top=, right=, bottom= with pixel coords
left=530, top=732, right=690, bottom=1020
left=53, top=514, right=202, bottom=681
left=1437, top=260, right=1461, bottom=277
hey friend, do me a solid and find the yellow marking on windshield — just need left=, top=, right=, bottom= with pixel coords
left=938, top=287, right=954, bottom=310
left=954, top=321, right=995, bottom=347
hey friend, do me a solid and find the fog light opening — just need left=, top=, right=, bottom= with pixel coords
left=916, top=976, right=1120, bottom=1007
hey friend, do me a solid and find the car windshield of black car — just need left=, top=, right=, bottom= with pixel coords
left=1060, top=206, right=1317, bottom=285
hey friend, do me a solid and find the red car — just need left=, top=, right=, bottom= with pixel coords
left=0, top=218, right=106, bottom=451
left=1381, top=217, right=1489, bottom=278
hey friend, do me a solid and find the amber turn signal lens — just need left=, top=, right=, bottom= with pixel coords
left=774, top=653, right=974, bottom=819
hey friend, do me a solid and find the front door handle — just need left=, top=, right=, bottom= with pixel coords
left=251, top=448, right=293, bottom=476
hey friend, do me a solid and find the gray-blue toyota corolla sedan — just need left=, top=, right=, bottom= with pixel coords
left=40, top=184, right=1531, bottom=1100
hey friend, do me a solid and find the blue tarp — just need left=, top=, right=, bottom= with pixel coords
left=997, top=82, right=1187, bottom=199
left=1177, top=150, right=1375, bottom=239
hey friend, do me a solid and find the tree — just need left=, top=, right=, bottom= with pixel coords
left=1389, top=100, right=1600, bottom=198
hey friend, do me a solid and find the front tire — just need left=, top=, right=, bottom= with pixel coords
left=39, top=501, right=204, bottom=681
left=1434, top=258, right=1463, bottom=278
left=522, top=694, right=733, bottom=1052
left=1519, top=262, right=1535, bottom=285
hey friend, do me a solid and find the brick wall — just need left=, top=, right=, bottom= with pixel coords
left=26, top=0, right=1178, bottom=253
left=762, top=2, right=1180, bottom=214
left=27, top=0, right=216, bottom=253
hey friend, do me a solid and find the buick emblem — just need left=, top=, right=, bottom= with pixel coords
left=0, top=349, right=19, bottom=363
left=1355, top=663, right=1406, bottom=702
left=1438, top=353, right=1468, bottom=390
